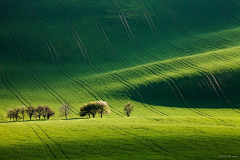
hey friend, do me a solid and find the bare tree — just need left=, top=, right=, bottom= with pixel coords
left=47, top=108, right=55, bottom=120
left=26, top=106, right=35, bottom=121
left=42, top=106, right=55, bottom=120
left=124, top=102, right=134, bottom=117
left=42, top=106, right=48, bottom=120
left=19, top=106, right=26, bottom=121
left=35, top=106, right=43, bottom=120
left=6, top=108, right=14, bottom=122
left=59, top=102, right=71, bottom=119
left=13, top=107, right=20, bottom=121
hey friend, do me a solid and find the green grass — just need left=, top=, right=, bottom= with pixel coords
left=0, top=116, right=240, bottom=160
left=0, top=0, right=240, bottom=159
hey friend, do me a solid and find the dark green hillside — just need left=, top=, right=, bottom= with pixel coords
left=0, top=0, right=240, bottom=118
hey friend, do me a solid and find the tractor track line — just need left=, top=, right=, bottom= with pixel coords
left=109, top=0, right=159, bottom=61
left=23, top=0, right=110, bottom=115
left=53, top=0, right=101, bottom=73
left=27, top=124, right=57, bottom=159
left=183, top=58, right=240, bottom=113
left=35, top=124, right=69, bottom=159
left=213, top=0, right=240, bottom=26
left=144, top=65, right=215, bottom=118
left=2, top=2, right=66, bottom=106
left=0, top=68, right=28, bottom=107
left=81, top=0, right=130, bottom=68
left=25, top=0, right=126, bottom=117
left=108, top=125, right=190, bottom=159
left=112, top=73, right=168, bottom=116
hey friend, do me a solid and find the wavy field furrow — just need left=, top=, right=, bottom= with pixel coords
left=0, top=1, right=240, bottom=158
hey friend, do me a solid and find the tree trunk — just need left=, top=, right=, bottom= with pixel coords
left=101, top=112, right=103, bottom=118
left=30, top=115, right=32, bottom=121
left=92, top=114, right=95, bottom=118
left=10, top=117, right=11, bottom=122
left=23, top=116, right=24, bottom=121
left=38, top=115, right=40, bottom=120
left=88, top=114, right=90, bottom=118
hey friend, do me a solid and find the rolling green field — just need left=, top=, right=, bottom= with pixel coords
left=0, top=0, right=240, bottom=159
left=1, top=117, right=240, bottom=160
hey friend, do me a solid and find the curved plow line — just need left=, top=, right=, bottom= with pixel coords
left=24, top=0, right=115, bottom=115
left=110, top=74, right=160, bottom=116
left=180, top=59, right=240, bottom=114
left=2, top=2, right=69, bottom=108
left=202, top=52, right=240, bottom=97
left=82, top=0, right=131, bottom=68
left=0, top=68, right=29, bottom=107
left=229, top=0, right=240, bottom=10
left=136, top=67, right=187, bottom=115
left=184, top=2, right=240, bottom=50
left=27, top=124, right=57, bottom=159
left=136, top=0, right=189, bottom=56
left=132, top=0, right=175, bottom=59
left=52, top=0, right=165, bottom=116
left=145, top=0, right=240, bottom=111
left=144, top=65, right=214, bottom=118
left=35, top=124, right=69, bottom=159
left=213, top=0, right=240, bottom=26
left=187, top=30, right=240, bottom=52
left=147, top=63, right=235, bottom=126
left=185, top=57, right=240, bottom=112
left=159, top=0, right=237, bottom=54
left=35, top=0, right=128, bottom=116
left=53, top=0, right=101, bottom=73
left=108, top=125, right=191, bottom=159
left=112, top=73, right=168, bottom=116
left=186, top=0, right=216, bottom=32
left=109, top=0, right=159, bottom=61
left=106, top=125, right=167, bottom=154
left=161, top=0, right=187, bottom=37
left=142, top=66, right=196, bottom=112
left=111, top=73, right=163, bottom=116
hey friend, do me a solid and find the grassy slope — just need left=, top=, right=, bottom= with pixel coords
left=0, top=117, right=240, bottom=160
left=0, top=0, right=240, bottom=159
left=0, top=0, right=240, bottom=118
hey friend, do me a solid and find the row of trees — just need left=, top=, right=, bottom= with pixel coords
left=6, top=101, right=134, bottom=121
left=6, top=106, right=55, bottom=121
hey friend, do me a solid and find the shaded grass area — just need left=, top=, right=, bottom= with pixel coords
left=0, top=0, right=240, bottom=117
left=0, top=116, right=239, bottom=160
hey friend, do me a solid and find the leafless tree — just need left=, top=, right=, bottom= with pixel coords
left=6, top=108, right=14, bottom=121
left=59, top=102, right=71, bottom=119
left=35, top=106, right=43, bottom=120
left=124, top=102, right=134, bottom=117
left=13, top=107, right=20, bottom=121
left=42, top=106, right=55, bottom=120
left=19, top=106, right=26, bottom=121
left=26, top=106, right=35, bottom=121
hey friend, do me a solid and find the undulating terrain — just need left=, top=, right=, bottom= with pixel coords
left=0, top=0, right=240, bottom=159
